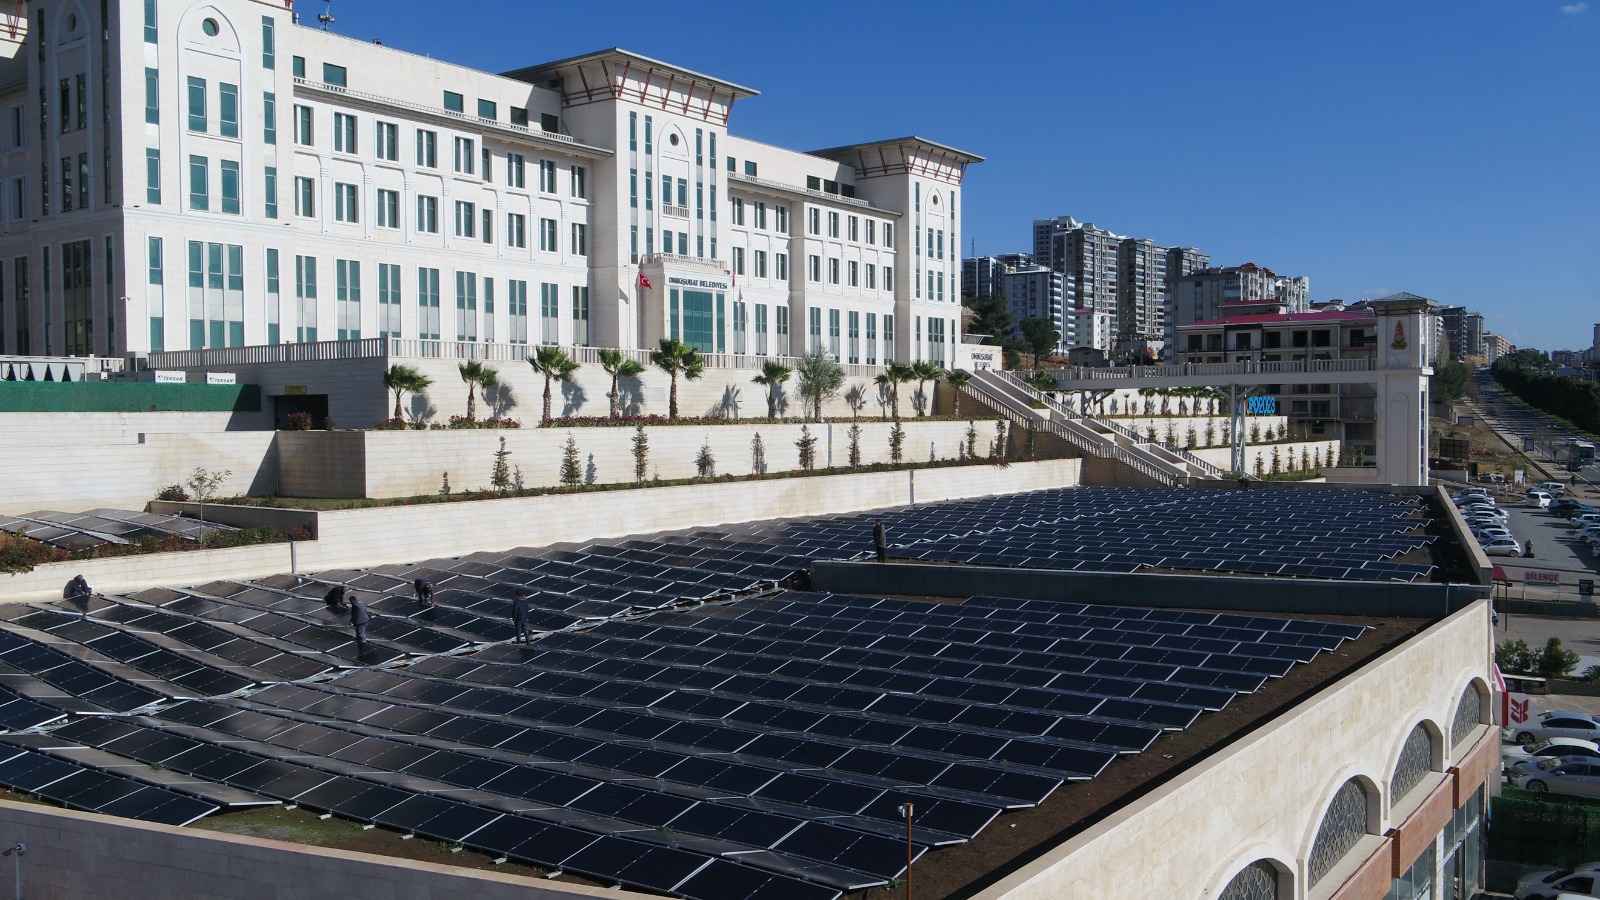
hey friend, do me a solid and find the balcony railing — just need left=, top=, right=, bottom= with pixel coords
left=1053, top=358, right=1379, bottom=382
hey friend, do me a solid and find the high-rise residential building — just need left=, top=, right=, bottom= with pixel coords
left=1436, top=307, right=1485, bottom=360
left=961, top=252, right=1031, bottom=299
left=1051, top=224, right=1122, bottom=321
left=0, top=1, right=977, bottom=368
left=1001, top=265, right=1074, bottom=355
left=1484, top=333, right=1513, bottom=364
left=1116, top=237, right=1167, bottom=342
left=1166, top=263, right=1311, bottom=346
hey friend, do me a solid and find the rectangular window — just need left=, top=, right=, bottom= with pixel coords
left=754, top=304, right=768, bottom=355
left=776, top=253, right=788, bottom=281
left=417, top=267, right=440, bottom=340
left=453, top=201, right=475, bottom=238
left=753, top=201, right=766, bottom=230
left=186, top=76, right=206, bottom=132
left=572, top=286, right=589, bottom=346
left=744, top=160, right=757, bottom=177
left=848, top=215, right=859, bottom=242
left=294, top=105, right=313, bottom=145
left=731, top=197, right=744, bottom=225
left=144, top=68, right=159, bottom=124
left=808, top=255, right=820, bottom=283
left=219, top=83, right=238, bottom=138
left=865, top=263, right=876, bottom=290
left=629, top=112, right=637, bottom=150
left=808, top=307, right=822, bottom=353
left=476, top=98, right=496, bottom=120
left=145, top=149, right=160, bottom=203
left=335, top=259, right=361, bottom=340
left=77, top=152, right=87, bottom=210
left=292, top=56, right=304, bottom=78
left=322, top=64, right=347, bottom=87
left=540, top=282, right=559, bottom=344
left=775, top=205, right=789, bottom=234
left=333, top=112, right=356, bottom=153
left=828, top=211, right=839, bottom=238
left=262, top=16, right=276, bottom=69
left=848, top=261, right=858, bottom=288
left=220, top=160, right=240, bottom=214
left=262, top=92, right=276, bottom=144
left=866, top=313, right=877, bottom=364
left=265, top=248, right=280, bottom=344
left=776, top=306, right=789, bottom=353
left=732, top=247, right=745, bottom=276
left=538, top=159, right=556, bottom=193
left=539, top=218, right=557, bottom=252
left=865, top=220, right=875, bottom=244
left=294, top=255, right=318, bottom=343
left=644, top=115, right=653, bottom=154
left=416, top=130, right=437, bottom=167
left=188, top=155, right=208, bottom=210
left=570, top=165, right=586, bottom=199
left=335, top=182, right=358, bottom=223
left=416, top=195, right=438, bottom=233
left=147, top=236, right=163, bottom=285
left=453, top=137, right=474, bottom=174
left=829, top=258, right=839, bottom=285
left=847, top=311, right=858, bottom=364
left=144, top=0, right=158, bottom=42
left=753, top=249, right=767, bottom=279
left=294, top=176, right=314, bottom=217
left=481, top=209, right=492, bottom=245
left=808, top=208, right=820, bottom=235
left=60, top=155, right=72, bottom=211
left=507, top=153, right=525, bottom=188
left=571, top=223, right=587, bottom=256
left=442, top=91, right=463, bottom=112
left=508, top=280, right=528, bottom=344
left=507, top=212, right=526, bottom=248
left=884, top=266, right=894, bottom=292
left=376, top=188, right=398, bottom=228
left=377, top=262, right=401, bottom=338
left=375, top=121, right=397, bottom=161
left=264, top=166, right=278, bottom=218
left=884, top=223, right=894, bottom=247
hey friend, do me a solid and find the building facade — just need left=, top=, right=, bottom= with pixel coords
left=1115, top=236, right=1166, bottom=343
left=1165, top=263, right=1310, bottom=349
left=1000, top=264, right=1072, bottom=355
left=961, top=252, right=1031, bottom=300
left=0, top=1, right=977, bottom=369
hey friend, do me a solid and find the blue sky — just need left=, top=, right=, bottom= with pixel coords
left=319, top=0, right=1597, bottom=351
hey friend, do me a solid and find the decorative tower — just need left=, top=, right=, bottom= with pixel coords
left=1368, top=293, right=1437, bottom=487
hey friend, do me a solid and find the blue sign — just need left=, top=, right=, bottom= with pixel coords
left=1247, top=396, right=1277, bottom=415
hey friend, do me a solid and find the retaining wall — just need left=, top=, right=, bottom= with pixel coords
left=1, top=459, right=1081, bottom=601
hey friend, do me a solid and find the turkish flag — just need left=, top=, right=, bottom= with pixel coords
left=638, top=274, right=652, bottom=290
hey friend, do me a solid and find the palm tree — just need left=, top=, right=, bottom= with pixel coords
left=457, top=360, right=497, bottom=421
left=649, top=337, right=704, bottom=420
left=945, top=370, right=973, bottom=417
left=598, top=349, right=645, bottom=419
left=383, top=364, right=433, bottom=422
left=528, top=346, right=580, bottom=423
left=875, top=361, right=914, bottom=420
left=752, top=360, right=792, bottom=419
left=911, top=361, right=943, bottom=417
left=794, top=348, right=845, bottom=421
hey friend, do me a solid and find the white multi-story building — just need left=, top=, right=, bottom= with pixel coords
left=0, top=2, right=977, bottom=369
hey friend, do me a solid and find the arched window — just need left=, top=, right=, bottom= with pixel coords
left=1308, top=779, right=1371, bottom=885
left=1391, top=724, right=1434, bottom=803
left=1220, top=860, right=1281, bottom=900
left=1452, top=683, right=1482, bottom=746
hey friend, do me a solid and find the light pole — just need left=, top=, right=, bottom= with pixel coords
left=898, top=802, right=913, bottom=900
left=4, top=842, right=23, bottom=900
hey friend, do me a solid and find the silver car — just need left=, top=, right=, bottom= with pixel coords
left=1510, top=758, right=1600, bottom=796
left=1508, top=711, right=1600, bottom=746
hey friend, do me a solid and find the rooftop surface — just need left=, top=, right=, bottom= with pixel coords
left=0, top=487, right=1462, bottom=899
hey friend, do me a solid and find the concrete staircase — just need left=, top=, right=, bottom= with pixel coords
left=964, top=371, right=1224, bottom=487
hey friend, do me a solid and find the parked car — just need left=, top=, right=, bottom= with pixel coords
left=1481, top=473, right=1508, bottom=484
left=1517, top=862, right=1600, bottom=900
left=1468, top=521, right=1513, bottom=537
left=1483, top=537, right=1524, bottom=556
left=1474, top=528, right=1516, bottom=545
left=1506, top=711, right=1600, bottom=746
left=1509, top=759, right=1600, bottom=799
left=1550, top=498, right=1595, bottom=517
left=1536, top=482, right=1570, bottom=497
left=1463, top=506, right=1510, bottom=520
left=1528, top=491, right=1554, bottom=509
left=1575, top=523, right=1600, bottom=542
left=1568, top=513, right=1600, bottom=530
left=1504, top=738, right=1600, bottom=771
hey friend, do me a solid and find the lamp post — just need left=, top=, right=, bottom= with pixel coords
left=898, top=802, right=913, bottom=900
left=4, top=842, right=23, bottom=900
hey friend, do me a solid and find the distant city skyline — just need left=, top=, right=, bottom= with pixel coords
left=315, top=0, right=1595, bottom=351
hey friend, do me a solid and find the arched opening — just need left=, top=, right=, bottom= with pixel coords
left=1391, top=722, right=1437, bottom=804
left=1452, top=681, right=1486, bottom=747
left=1308, top=778, right=1373, bottom=886
left=1219, top=859, right=1285, bottom=900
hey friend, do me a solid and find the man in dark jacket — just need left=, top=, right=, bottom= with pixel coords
left=65, top=574, right=92, bottom=601
left=511, top=592, right=532, bottom=644
left=349, top=596, right=371, bottom=647
left=324, top=584, right=349, bottom=610
left=873, top=520, right=888, bottom=563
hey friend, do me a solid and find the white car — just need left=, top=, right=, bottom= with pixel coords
left=1465, top=513, right=1510, bottom=528
left=1528, top=491, right=1554, bottom=508
left=1454, top=491, right=1493, bottom=505
left=1483, top=537, right=1524, bottom=556
left=1475, top=528, right=1516, bottom=545
left=1570, top=513, right=1600, bottom=530
left=1462, top=504, right=1508, bottom=518
left=1507, top=711, right=1600, bottom=746
left=1536, top=482, right=1569, bottom=497
left=1577, top=523, right=1600, bottom=542
left=1517, top=863, right=1600, bottom=900
left=1504, top=738, right=1600, bottom=771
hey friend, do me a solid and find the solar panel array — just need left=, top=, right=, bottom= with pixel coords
left=0, top=508, right=236, bottom=550
left=0, top=486, right=1392, bottom=898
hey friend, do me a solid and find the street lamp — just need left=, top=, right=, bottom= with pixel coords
left=4, top=842, right=23, bottom=900
left=898, top=802, right=913, bottom=900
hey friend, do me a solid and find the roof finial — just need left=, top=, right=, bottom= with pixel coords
left=316, top=0, right=335, bottom=30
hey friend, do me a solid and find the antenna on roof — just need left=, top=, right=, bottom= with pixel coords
left=316, top=0, right=335, bottom=30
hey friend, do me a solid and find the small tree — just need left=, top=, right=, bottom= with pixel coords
left=847, top=423, right=862, bottom=467
left=490, top=437, right=512, bottom=492
left=750, top=432, right=767, bottom=475
left=1145, top=424, right=1158, bottom=442
left=1270, top=446, right=1282, bottom=474
left=752, top=360, right=792, bottom=419
left=1497, top=639, right=1536, bottom=675
left=439, top=472, right=451, bottom=496
left=795, top=425, right=817, bottom=471
left=1204, top=421, right=1216, bottom=447
left=512, top=465, right=525, bottom=491
left=186, top=467, right=233, bottom=530
left=1185, top=424, right=1197, bottom=449
left=1164, top=421, right=1178, bottom=445
left=1018, top=317, right=1060, bottom=368
left=1313, top=447, right=1324, bottom=469
left=964, top=421, right=979, bottom=460
left=560, top=434, right=582, bottom=486
left=910, top=361, right=943, bottom=417
left=795, top=348, right=845, bottom=421
left=649, top=338, right=705, bottom=421
left=383, top=364, right=433, bottom=422
left=1536, top=636, right=1580, bottom=679
left=528, top=346, right=580, bottom=424
left=457, top=360, right=498, bottom=422
left=946, top=370, right=973, bottom=417
left=889, top=420, right=906, bottom=464
left=630, top=424, right=650, bottom=484
left=875, top=362, right=914, bottom=420
left=696, top=438, right=716, bottom=478
left=994, top=420, right=1008, bottom=460
left=1253, top=454, right=1265, bottom=477
left=1249, top=422, right=1261, bottom=443
left=1301, top=447, right=1311, bottom=471
left=598, top=348, right=646, bottom=419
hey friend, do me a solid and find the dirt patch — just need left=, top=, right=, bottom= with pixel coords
left=844, top=613, right=1429, bottom=900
